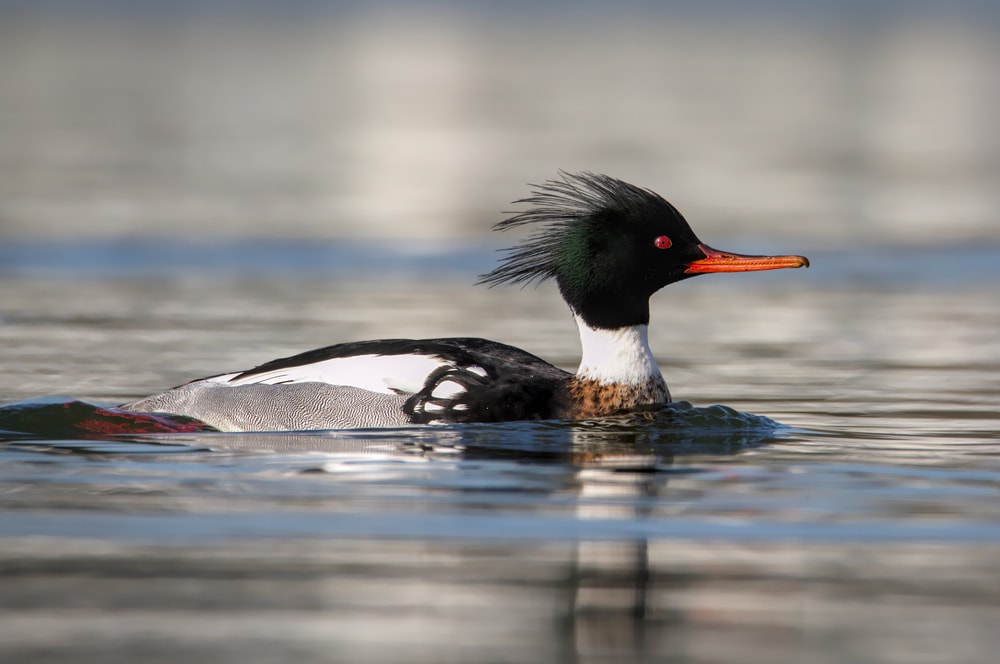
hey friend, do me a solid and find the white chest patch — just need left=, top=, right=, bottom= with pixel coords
left=574, top=316, right=664, bottom=386
left=208, top=353, right=461, bottom=396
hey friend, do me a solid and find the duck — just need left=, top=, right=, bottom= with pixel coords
left=120, top=172, right=809, bottom=432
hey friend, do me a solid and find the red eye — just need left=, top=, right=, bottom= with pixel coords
left=654, top=235, right=672, bottom=249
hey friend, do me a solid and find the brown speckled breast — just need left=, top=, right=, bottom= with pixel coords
left=561, top=376, right=670, bottom=419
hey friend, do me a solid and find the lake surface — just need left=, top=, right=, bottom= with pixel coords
left=2, top=5, right=1000, bottom=663
left=2, top=242, right=999, bottom=664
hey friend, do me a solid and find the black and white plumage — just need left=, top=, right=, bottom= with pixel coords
left=122, top=338, right=572, bottom=430
left=121, top=172, right=809, bottom=431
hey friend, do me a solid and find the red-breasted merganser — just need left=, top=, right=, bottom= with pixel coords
left=121, top=172, right=809, bottom=431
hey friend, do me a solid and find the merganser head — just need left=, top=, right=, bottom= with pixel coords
left=478, top=172, right=809, bottom=330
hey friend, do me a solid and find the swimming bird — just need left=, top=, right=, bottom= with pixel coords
left=121, top=172, right=809, bottom=431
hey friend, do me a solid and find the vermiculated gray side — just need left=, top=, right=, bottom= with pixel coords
left=120, top=381, right=412, bottom=431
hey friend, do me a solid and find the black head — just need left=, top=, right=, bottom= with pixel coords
left=478, top=172, right=710, bottom=329
left=477, top=172, right=809, bottom=330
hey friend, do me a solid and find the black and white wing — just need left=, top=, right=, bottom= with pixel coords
left=123, top=338, right=571, bottom=430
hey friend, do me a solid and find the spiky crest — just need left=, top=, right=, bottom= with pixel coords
left=476, top=171, right=680, bottom=288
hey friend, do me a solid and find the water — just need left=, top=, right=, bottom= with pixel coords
left=2, top=250, right=999, bottom=663
left=2, top=5, right=1000, bottom=664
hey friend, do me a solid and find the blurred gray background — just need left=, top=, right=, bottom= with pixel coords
left=3, top=6, right=1000, bottom=664
left=1, top=1, right=997, bottom=253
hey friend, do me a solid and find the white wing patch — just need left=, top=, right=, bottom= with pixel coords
left=430, top=374, right=480, bottom=399
left=207, top=354, right=460, bottom=396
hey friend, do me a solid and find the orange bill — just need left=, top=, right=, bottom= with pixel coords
left=685, top=244, right=810, bottom=274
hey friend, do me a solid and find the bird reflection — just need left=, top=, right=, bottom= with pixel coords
left=4, top=400, right=782, bottom=662
left=568, top=426, right=665, bottom=661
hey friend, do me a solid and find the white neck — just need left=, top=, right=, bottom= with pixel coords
left=573, top=314, right=664, bottom=386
